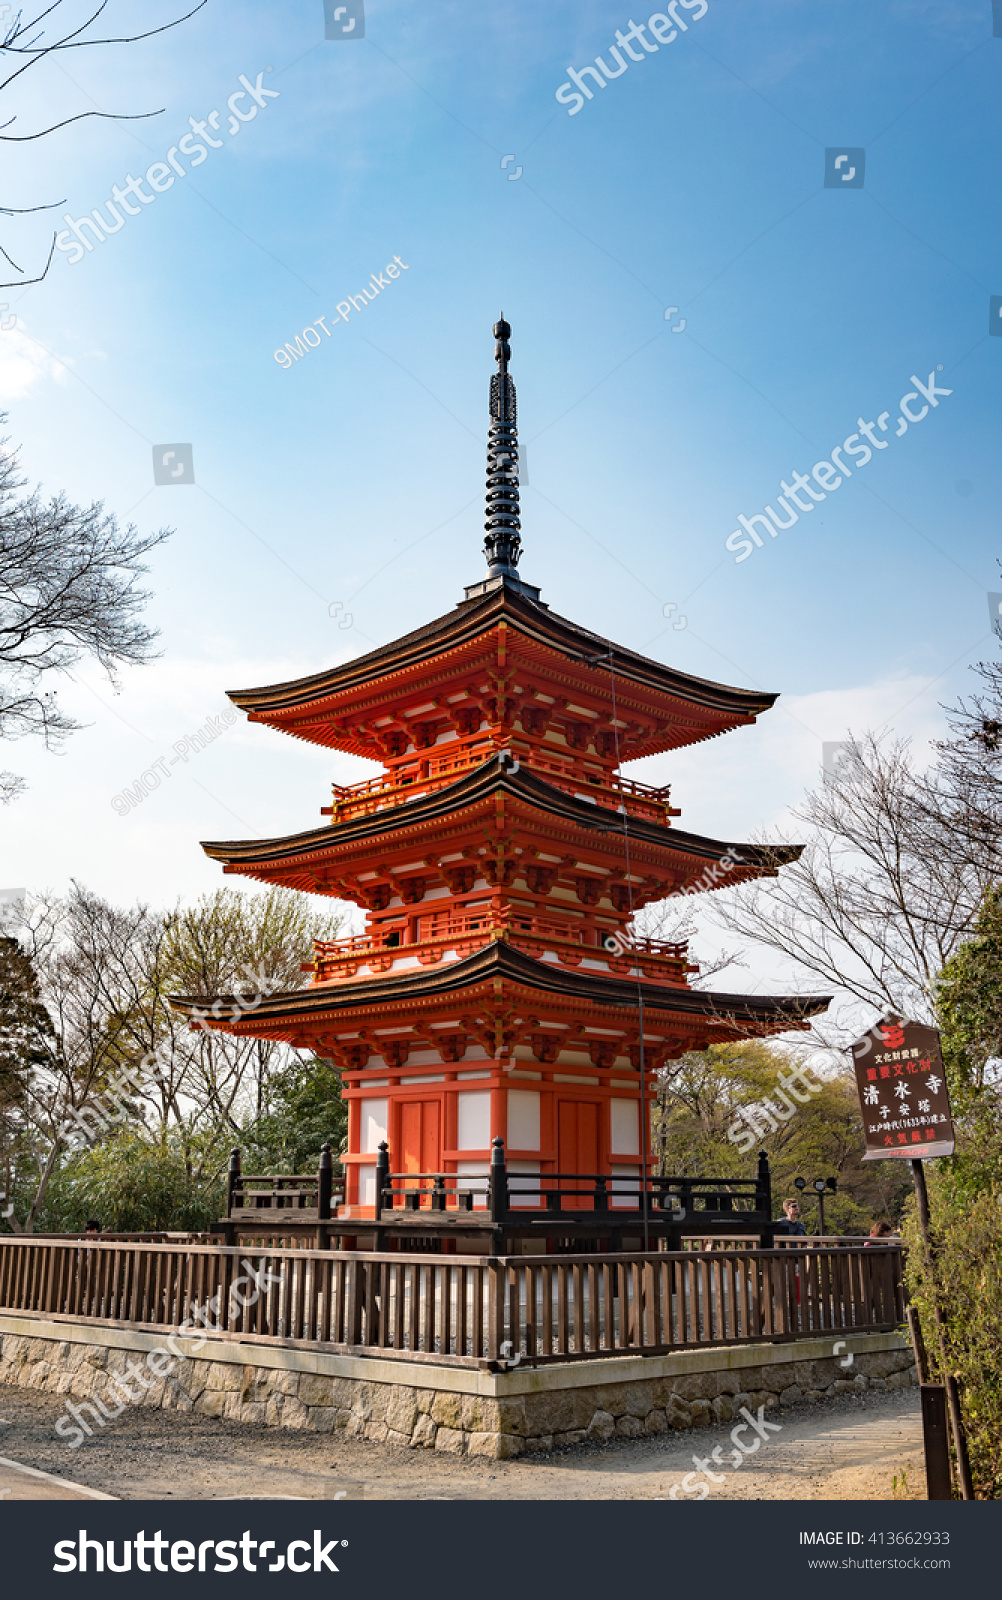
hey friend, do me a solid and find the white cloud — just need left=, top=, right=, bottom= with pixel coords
left=0, top=321, right=69, bottom=400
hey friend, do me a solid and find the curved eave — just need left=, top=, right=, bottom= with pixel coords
left=200, top=756, right=801, bottom=887
left=227, top=588, right=776, bottom=756
left=170, top=940, right=831, bottom=1031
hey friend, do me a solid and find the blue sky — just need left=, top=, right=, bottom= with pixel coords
left=3, top=0, right=1001, bottom=932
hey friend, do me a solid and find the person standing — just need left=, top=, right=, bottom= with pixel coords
left=774, top=1197, right=807, bottom=1236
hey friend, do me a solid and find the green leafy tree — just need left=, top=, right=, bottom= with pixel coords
left=241, top=1057, right=347, bottom=1175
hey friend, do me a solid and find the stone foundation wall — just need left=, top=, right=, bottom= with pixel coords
left=0, top=1315, right=916, bottom=1460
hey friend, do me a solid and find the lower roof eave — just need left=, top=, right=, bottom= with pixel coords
left=169, top=941, right=830, bottom=1035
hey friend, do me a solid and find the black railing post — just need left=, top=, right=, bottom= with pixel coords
left=318, top=1142, right=333, bottom=1221
left=374, top=1141, right=390, bottom=1219
left=226, top=1147, right=242, bottom=1218
left=594, top=1175, right=608, bottom=1213
left=489, top=1136, right=508, bottom=1224
left=431, top=1175, right=447, bottom=1212
left=757, top=1149, right=772, bottom=1219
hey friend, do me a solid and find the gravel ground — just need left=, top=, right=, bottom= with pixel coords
left=0, top=1383, right=924, bottom=1501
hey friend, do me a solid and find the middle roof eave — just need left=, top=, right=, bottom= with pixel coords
left=199, top=754, right=801, bottom=875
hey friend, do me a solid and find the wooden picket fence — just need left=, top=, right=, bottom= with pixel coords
left=0, top=1236, right=904, bottom=1369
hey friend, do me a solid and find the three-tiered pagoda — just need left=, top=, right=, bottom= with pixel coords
left=173, top=318, right=826, bottom=1231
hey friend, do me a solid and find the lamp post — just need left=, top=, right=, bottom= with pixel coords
left=793, top=1175, right=837, bottom=1237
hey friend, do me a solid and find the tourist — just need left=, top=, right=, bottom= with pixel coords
left=773, top=1198, right=807, bottom=1236
left=84, top=1219, right=101, bottom=1236
left=864, top=1219, right=896, bottom=1246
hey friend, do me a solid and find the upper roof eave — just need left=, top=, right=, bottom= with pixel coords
left=226, top=585, right=777, bottom=725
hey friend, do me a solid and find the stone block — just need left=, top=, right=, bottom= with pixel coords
left=387, top=1387, right=420, bottom=1437
left=307, top=1407, right=338, bottom=1433
left=711, top=1395, right=734, bottom=1425
left=594, top=1384, right=628, bottom=1418
left=644, top=1409, right=668, bottom=1435
left=435, top=1426, right=466, bottom=1455
left=886, top=1370, right=912, bottom=1390
left=365, top=1420, right=389, bottom=1444
left=689, top=1400, right=712, bottom=1428
left=415, top=1389, right=435, bottom=1414
left=524, top=1389, right=592, bottom=1438
left=833, top=1379, right=857, bottom=1395
left=386, top=1429, right=411, bottom=1449
left=745, top=1393, right=778, bottom=1417
left=298, top=1373, right=334, bottom=1409
left=205, top=1362, right=234, bottom=1391
left=466, top=1431, right=501, bottom=1459
left=587, top=1410, right=616, bottom=1442
left=623, top=1382, right=655, bottom=1418
left=780, top=1385, right=802, bottom=1407
left=196, top=1389, right=226, bottom=1419
left=730, top=1393, right=751, bottom=1417
left=868, top=1377, right=887, bottom=1392
left=666, top=1396, right=692, bottom=1430
left=333, top=1408, right=354, bottom=1432
left=615, top=1413, right=643, bottom=1439
left=238, top=1401, right=267, bottom=1426
left=671, top=1374, right=715, bottom=1403
left=431, top=1392, right=464, bottom=1431
left=495, top=1433, right=524, bottom=1459
left=461, top=1395, right=500, bottom=1435
left=497, top=1397, right=527, bottom=1437
left=411, top=1412, right=437, bottom=1448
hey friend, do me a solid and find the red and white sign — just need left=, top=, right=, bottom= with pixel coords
left=850, top=1018, right=955, bottom=1162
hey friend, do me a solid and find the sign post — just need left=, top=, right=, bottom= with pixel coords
left=850, top=1015, right=973, bottom=1499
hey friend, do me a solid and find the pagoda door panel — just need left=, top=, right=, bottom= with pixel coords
left=557, top=1100, right=599, bottom=1209
left=399, top=1099, right=441, bottom=1185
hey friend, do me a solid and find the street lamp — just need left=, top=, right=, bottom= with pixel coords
left=794, top=1175, right=837, bottom=1237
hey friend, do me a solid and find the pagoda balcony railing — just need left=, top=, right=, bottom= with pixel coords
left=307, top=916, right=694, bottom=985
left=325, top=746, right=678, bottom=827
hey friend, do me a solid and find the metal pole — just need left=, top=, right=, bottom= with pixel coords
left=910, top=1157, right=973, bottom=1498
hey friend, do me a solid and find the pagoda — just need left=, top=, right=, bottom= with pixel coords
left=172, top=317, right=827, bottom=1235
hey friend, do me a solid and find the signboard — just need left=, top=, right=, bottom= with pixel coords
left=850, top=1017, right=955, bottom=1162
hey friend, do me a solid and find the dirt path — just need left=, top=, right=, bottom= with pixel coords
left=0, top=1383, right=923, bottom=1501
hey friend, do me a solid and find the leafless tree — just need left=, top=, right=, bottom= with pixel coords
left=4, top=884, right=346, bottom=1229
left=0, top=419, right=171, bottom=799
left=710, top=732, right=1001, bottom=1037
left=1, top=0, right=206, bottom=286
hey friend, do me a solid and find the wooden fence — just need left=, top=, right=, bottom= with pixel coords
left=0, top=1237, right=904, bottom=1369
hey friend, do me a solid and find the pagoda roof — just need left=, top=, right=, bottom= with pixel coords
left=170, top=940, right=829, bottom=1041
left=200, top=753, right=800, bottom=899
left=226, top=581, right=777, bottom=759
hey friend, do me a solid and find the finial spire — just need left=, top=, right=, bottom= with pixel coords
left=483, top=314, right=522, bottom=578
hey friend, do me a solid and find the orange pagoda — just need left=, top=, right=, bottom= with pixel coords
left=173, top=317, right=826, bottom=1248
